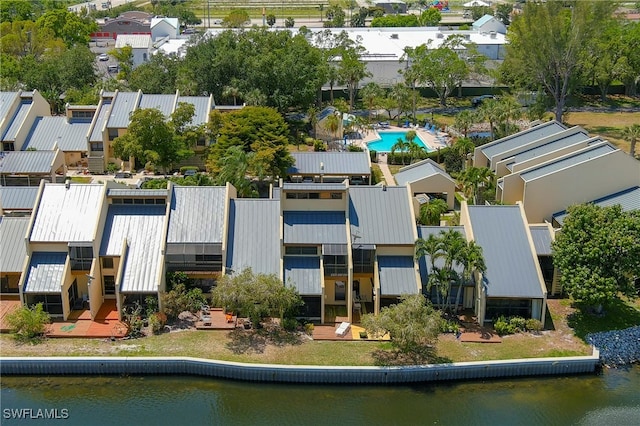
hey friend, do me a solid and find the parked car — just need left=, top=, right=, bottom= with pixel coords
left=108, top=64, right=119, bottom=73
left=472, top=95, right=497, bottom=107
left=98, top=53, right=109, bottom=61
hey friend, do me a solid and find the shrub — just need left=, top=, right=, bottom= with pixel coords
left=123, top=302, right=145, bottom=338
left=161, top=283, right=207, bottom=320
left=304, top=323, right=315, bottom=335
left=347, top=145, right=363, bottom=152
left=281, top=317, right=298, bottom=331
left=106, top=162, right=119, bottom=174
left=313, top=140, right=327, bottom=152
left=525, top=318, right=543, bottom=333
left=509, top=316, right=527, bottom=332
left=180, top=166, right=199, bottom=174
left=6, top=303, right=50, bottom=343
left=148, top=312, right=167, bottom=334
left=145, top=296, right=159, bottom=318
left=369, top=149, right=377, bottom=163
left=359, top=331, right=368, bottom=339
left=440, top=318, right=460, bottom=334
left=493, top=316, right=516, bottom=335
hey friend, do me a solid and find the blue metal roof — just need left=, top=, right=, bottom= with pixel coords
left=505, top=129, right=591, bottom=171
left=288, top=152, right=371, bottom=176
left=167, top=186, right=227, bottom=243
left=520, top=143, right=616, bottom=182
left=552, top=186, right=640, bottom=226
left=0, top=92, right=19, bottom=123
left=23, top=116, right=90, bottom=151
left=529, top=225, right=553, bottom=256
left=473, top=15, right=494, bottom=27
left=378, top=256, right=418, bottom=296
left=282, top=182, right=347, bottom=191
left=107, top=188, right=168, bottom=197
left=0, top=216, right=29, bottom=272
left=0, top=150, right=58, bottom=174
left=0, top=186, right=39, bottom=210
left=138, top=94, right=176, bottom=117
left=178, top=96, right=212, bottom=126
left=284, top=256, right=321, bottom=295
left=226, top=199, right=280, bottom=275
left=467, top=205, right=544, bottom=299
left=283, top=211, right=347, bottom=244
left=107, top=92, right=140, bottom=128
left=395, top=159, right=454, bottom=186
left=99, top=205, right=166, bottom=293
left=90, top=99, right=112, bottom=142
left=23, top=252, right=67, bottom=293
left=481, top=121, right=566, bottom=162
left=349, top=186, right=415, bottom=245
left=2, top=98, right=32, bottom=141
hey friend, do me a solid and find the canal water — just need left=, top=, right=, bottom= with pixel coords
left=1, top=366, right=639, bottom=425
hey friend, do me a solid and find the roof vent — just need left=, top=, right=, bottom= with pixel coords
left=390, top=33, right=398, bottom=39
left=436, top=32, right=444, bottom=39
left=382, top=184, right=387, bottom=192
left=65, top=178, right=71, bottom=189
left=490, top=31, right=497, bottom=39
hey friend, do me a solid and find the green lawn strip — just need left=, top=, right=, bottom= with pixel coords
left=566, top=297, right=640, bottom=341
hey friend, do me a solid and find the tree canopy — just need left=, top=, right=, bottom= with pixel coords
left=552, top=204, right=640, bottom=313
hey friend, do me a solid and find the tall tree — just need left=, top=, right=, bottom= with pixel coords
left=622, top=124, right=640, bottom=158
left=458, top=166, right=494, bottom=205
left=337, top=44, right=371, bottom=112
left=223, top=9, right=250, bottom=28
left=454, top=240, right=485, bottom=310
left=418, top=199, right=449, bottom=226
left=552, top=204, right=640, bottom=314
left=36, top=8, right=97, bottom=47
left=453, top=110, right=476, bottom=138
left=128, top=52, right=180, bottom=94
left=502, top=1, right=607, bottom=122
left=214, top=145, right=256, bottom=197
left=359, top=82, right=383, bottom=122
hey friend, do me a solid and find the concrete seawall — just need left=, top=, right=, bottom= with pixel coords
left=0, top=349, right=600, bottom=384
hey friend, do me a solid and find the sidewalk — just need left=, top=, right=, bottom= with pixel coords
left=376, top=154, right=396, bottom=186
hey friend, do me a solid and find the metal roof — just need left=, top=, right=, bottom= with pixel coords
left=395, top=159, right=454, bottom=186
left=115, top=34, right=152, bottom=49
left=282, top=183, right=347, bottom=191
left=90, top=99, right=112, bottom=142
left=349, top=186, right=415, bottom=245
left=30, top=183, right=104, bottom=242
left=0, top=216, right=29, bottom=273
left=288, top=152, right=371, bottom=176
left=107, top=188, right=168, bottom=197
left=529, top=225, right=553, bottom=256
left=23, top=116, right=90, bottom=151
left=378, top=256, right=418, bottom=296
left=178, top=96, right=211, bottom=126
left=520, top=143, right=616, bottom=182
left=0, top=92, right=19, bottom=122
left=0, top=150, right=57, bottom=174
left=505, top=129, right=591, bottom=171
left=139, top=94, right=176, bottom=117
left=167, top=186, right=227, bottom=243
left=416, top=226, right=466, bottom=286
left=226, top=199, right=280, bottom=275
left=0, top=186, right=39, bottom=210
left=283, top=211, right=347, bottom=244
left=284, top=256, right=321, bottom=295
left=467, top=205, right=544, bottom=299
left=473, top=14, right=495, bottom=27
left=99, top=204, right=166, bottom=293
left=552, top=186, right=640, bottom=226
left=22, top=252, right=67, bottom=293
left=2, top=98, right=32, bottom=141
left=481, top=121, right=566, bottom=161
left=107, top=92, right=140, bottom=128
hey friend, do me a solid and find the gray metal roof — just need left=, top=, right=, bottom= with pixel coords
left=552, top=186, right=640, bottom=226
left=467, top=205, right=544, bottom=298
left=30, top=183, right=104, bottom=243
left=90, top=99, right=112, bottom=142
left=22, top=252, right=67, bottom=293
left=0, top=186, right=39, bottom=210
left=167, top=186, right=227, bottom=243
left=0, top=216, right=29, bottom=272
left=349, top=186, right=415, bottom=245
left=0, top=92, right=19, bottom=122
left=505, top=129, right=591, bottom=171
left=481, top=121, right=566, bottom=161
left=107, top=188, right=168, bottom=197
left=520, top=143, right=616, bottom=182
left=416, top=226, right=466, bottom=286
left=99, top=204, right=166, bottom=293
left=107, top=92, right=140, bottom=128
left=226, top=199, right=280, bottom=275
left=282, top=183, right=347, bottom=191
left=529, top=225, right=553, bottom=256
left=23, top=116, right=90, bottom=151
left=288, top=152, right=371, bottom=176
left=2, top=98, right=32, bottom=141
left=178, top=96, right=211, bottom=126
left=284, top=256, right=321, bottom=295
left=378, top=256, right=418, bottom=296
left=395, top=159, right=454, bottom=186
left=283, top=211, right=347, bottom=244
left=0, top=150, right=57, bottom=174
left=139, top=94, right=176, bottom=117
left=115, top=34, right=152, bottom=49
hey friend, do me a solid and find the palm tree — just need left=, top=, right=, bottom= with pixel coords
left=415, top=234, right=443, bottom=277
left=214, top=146, right=256, bottom=197
left=325, top=111, right=341, bottom=143
left=453, top=241, right=486, bottom=311
left=453, top=109, right=476, bottom=138
left=440, top=229, right=467, bottom=312
left=478, top=98, right=501, bottom=141
left=307, top=106, right=319, bottom=139
left=453, top=137, right=475, bottom=170
left=391, top=138, right=408, bottom=165
left=622, top=124, right=640, bottom=158
left=407, top=141, right=425, bottom=164
left=222, top=85, right=241, bottom=106
left=458, top=166, right=495, bottom=205
left=495, top=96, right=522, bottom=139
left=418, top=198, right=448, bottom=226
left=359, top=82, right=383, bottom=123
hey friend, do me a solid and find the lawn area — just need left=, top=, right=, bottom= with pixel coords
left=564, top=111, right=640, bottom=154
left=565, top=297, right=640, bottom=340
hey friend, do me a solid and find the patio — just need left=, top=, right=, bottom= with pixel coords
left=0, top=295, right=21, bottom=333
left=195, top=308, right=238, bottom=330
left=46, top=300, right=127, bottom=338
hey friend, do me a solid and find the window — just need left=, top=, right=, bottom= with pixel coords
left=285, top=192, right=320, bottom=199
left=69, top=246, right=93, bottom=270
left=72, top=110, right=94, bottom=120
left=285, top=246, right=317, bottom=256
left=1, top=276, right=17, bottom=293
left=103, top=275, right=116, bottom=295
left=330, top=192, right=343, bottom=199
left=324, top=255, right=347, bottom=276
left=353, top=248, right=374, bottom=274
left=335, top=281, right=346, bottom=301
left=108, top=128, right=118, bottom=141
left=26, top=294, right=63, bottom=315
left=90, top=142, right=103, bottom=152
left=196, top=137, right=206, bottom=147
left=3, top=142, right=15, bottom=151
left=102, top=257, right=114, bottom=269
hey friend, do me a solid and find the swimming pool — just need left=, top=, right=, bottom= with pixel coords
left=367, top=130, right=433, bottom=153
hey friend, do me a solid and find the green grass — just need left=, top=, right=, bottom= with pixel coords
left=70, top=176, right=92, bottom=183
left=566, top=297, right=640, bottom=341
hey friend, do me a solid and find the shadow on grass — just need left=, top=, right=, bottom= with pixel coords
left=371, top=346, right=452, bottom=366
left=225, top=327, right=305, bottom=355
left=567, top=298, right=640, bottom=341
left=543, top=307, right=556, bottom=332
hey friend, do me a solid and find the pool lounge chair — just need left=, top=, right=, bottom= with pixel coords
left=335, top=322, right=351, bottom=337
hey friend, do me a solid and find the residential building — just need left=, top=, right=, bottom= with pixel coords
left=115, top=34, right=152, bottom=68
left=287, top=151, right=371, bottom=185
left=394, top=158, right=456, bottom=211
left=0, top=90, right=51, bottom=152
left=0, top=150, right=66, bottom=186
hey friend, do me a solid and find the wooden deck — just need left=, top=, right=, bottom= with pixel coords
left=47, top=300, right=127, bottom=338
left=194, top=308, right=238, bottom=330
left=0, top=296, right=21, bottom=333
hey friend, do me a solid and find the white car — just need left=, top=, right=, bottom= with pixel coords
left=98, top=53, right=109, bottom=61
